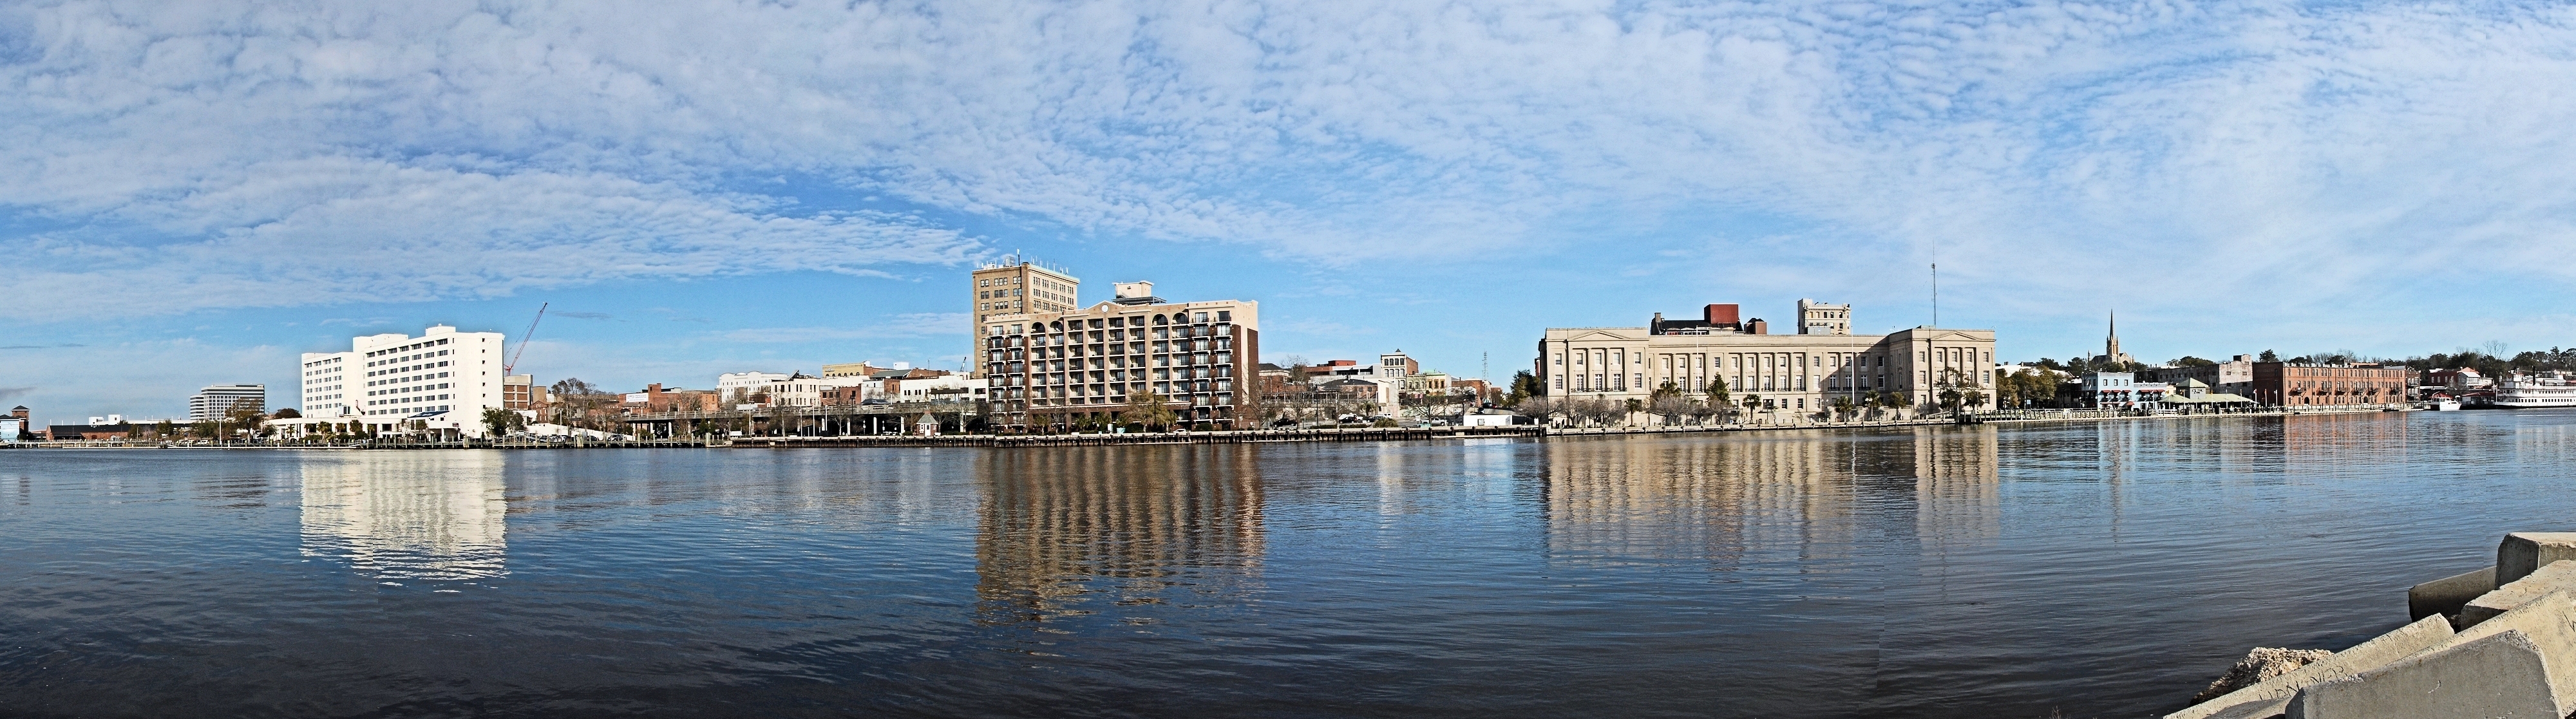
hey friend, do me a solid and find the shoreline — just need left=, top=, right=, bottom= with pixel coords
left=1, top=406, right=2423, bottom=451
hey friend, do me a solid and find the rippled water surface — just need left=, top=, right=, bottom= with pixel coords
left=10, top=411, right=2576, bottom=718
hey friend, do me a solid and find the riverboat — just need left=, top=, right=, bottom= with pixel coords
left=2492, top=371, right=2576, bottom=409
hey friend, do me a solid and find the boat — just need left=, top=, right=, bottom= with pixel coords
left=2491, top=371, right=2576, bottom=409
left=2430, top=399, right=2461, bottom=411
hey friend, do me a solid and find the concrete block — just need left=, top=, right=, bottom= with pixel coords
left=2166, top=615, right=2454, bottom=719
left=2343, top=588, right=2576, bottom=716
left=2498, top=532, right=2576, bottom=585
left=2286, top=629, right=2561, bottom=719
left=2411, top=565, right=2496, bottom=621
left=2461, top=561, right=2576, bottom=628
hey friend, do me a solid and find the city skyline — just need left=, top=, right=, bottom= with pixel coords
left=8, top=1, right=2576, bottom=418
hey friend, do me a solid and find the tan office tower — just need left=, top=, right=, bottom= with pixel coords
left=971, top=258, right=1080, bottom=375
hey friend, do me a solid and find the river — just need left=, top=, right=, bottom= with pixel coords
left=7, top=409, right=2576, bottom=718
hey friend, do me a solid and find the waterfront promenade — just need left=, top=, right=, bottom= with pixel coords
left=4, top=404, right=2410, bottom=450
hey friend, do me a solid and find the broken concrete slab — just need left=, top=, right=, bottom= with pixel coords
left=2192, top=648, right=2333, bottom=705
left=2286, top=628, right=2561, bottom=719
left=2461, top=560, right=2576, bottom=628
left=2164, top=615, right=2455, bottom=719
left=2410, top=565, right=2495, bottom=621
left=2497, top=532, right=2576, bottom=585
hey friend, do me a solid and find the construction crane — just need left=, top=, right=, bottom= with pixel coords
left=504, top=302, right=547, bottom=375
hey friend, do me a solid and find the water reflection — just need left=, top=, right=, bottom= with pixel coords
left=298, top=451, right=507, bottom=580
left=1912, top=427, right=2002, bottom=546
left=1539, top=427, right=2002, bottom=566
left=974, top=445, right=1265, bottom=624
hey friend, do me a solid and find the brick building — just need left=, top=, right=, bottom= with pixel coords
left=2249, top=362, right=2407, bottom=407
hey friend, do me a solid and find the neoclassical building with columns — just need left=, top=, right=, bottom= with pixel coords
left=1535, top=299, right=1997, bottom=413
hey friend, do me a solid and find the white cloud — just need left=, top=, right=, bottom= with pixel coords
left=2, top=0, right=2573, bottom=341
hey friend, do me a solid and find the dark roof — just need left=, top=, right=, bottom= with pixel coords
left=10, top=406, right=26, bottom=411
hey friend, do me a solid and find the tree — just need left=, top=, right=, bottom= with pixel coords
left=1831, top=395, right=1857, bottom=422
left=1506, top=370, right=1542, bottom=406
left=550, top=377, right=605, bottom=429
left=1933, top=368, right=1985, bottom=414
left=2171, top=356, right=2218, bottom=368
left=1121, top=391, right=1178, bottom=431
left=1683, top=396, right=1720, bottom=425
left=1645, top=382, right=1689, bottom=425
left=1622, top=398, right=1644, bottom=426
left=272, top=407, right=302, bottom=419
left=2259, top=349, right=2279, bottom=362
left=1704, top=377, right=1732, bottom=422
left=482, top=407, right=526, bottom=436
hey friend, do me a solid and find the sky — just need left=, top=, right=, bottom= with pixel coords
left=5, top=0, right=2575, bottom=420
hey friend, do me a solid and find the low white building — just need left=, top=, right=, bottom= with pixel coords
left=880, top=375, right=985, bottom=404
left=301, top=324, right=509, bottom=436
left=717, top=371, right=854, bottom=407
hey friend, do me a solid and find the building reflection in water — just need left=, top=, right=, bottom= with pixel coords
left=1539, top=427, right=2000, bottom=567
left=299, top=451, right=507, bottom=580
left=1910, top=426, right=2003, bottom=546
left=975, top=445, right=1264, bottom=625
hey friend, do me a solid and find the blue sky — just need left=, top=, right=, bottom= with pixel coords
left=5, top=0, right=2576, bottom=419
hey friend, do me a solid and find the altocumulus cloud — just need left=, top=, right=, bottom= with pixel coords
left=3, top=0, right=2575, bottom=326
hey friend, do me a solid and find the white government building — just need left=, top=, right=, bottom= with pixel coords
left=298, top=324, right=509, bottom=435
left=1537, top=299, right=1997, bottom=414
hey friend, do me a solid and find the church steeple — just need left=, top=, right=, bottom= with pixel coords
left=2106, top=310, right=2120, bottom=360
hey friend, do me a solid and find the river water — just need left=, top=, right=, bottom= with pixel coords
left=6, top=410, right=2576, bottom=718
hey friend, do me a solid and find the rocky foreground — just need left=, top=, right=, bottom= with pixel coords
left=2168, top=532, right=2576, bottom=719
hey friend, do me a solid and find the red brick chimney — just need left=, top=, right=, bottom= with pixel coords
left=1705, top=304, right=1739, bottom=325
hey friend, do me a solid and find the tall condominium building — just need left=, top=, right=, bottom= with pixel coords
left=970, top=258, right=1081, bottom=373
left=981, top=281, right=1260, bottom=431
left=299, top=325, right=509, bottom=434
left=1537, top=300, right=1997, bottom=413
left=188, top=384, right=267, bottom=421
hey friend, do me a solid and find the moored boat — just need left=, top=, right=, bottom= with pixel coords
left=2492, top=371, right=2576, bottom=409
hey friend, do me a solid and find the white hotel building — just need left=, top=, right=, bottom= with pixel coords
left=299, top=325, right=509, bottom=435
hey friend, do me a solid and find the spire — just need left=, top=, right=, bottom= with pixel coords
left=2105, top=310, right=2122, bottom=361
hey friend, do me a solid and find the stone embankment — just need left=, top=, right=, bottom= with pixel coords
left=2168, top=532, right=2576, bottom=719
